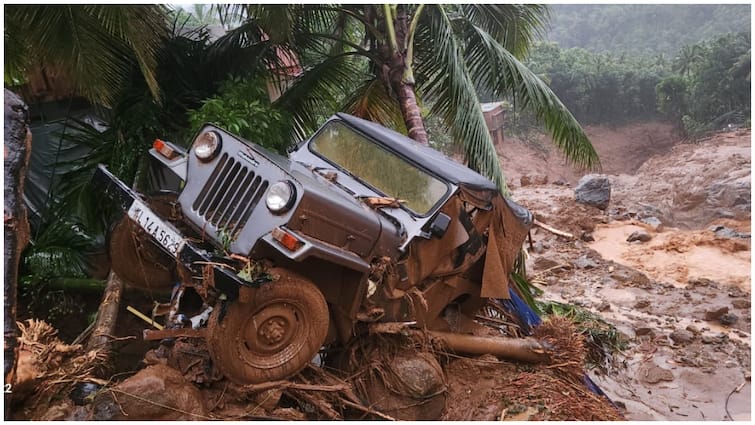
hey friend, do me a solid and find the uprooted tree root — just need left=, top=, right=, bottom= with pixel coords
left=443, top=316, right=623, bottom=421
left=11, top=320, right=107, bottom=419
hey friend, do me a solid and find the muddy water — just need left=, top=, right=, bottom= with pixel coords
left=590, top=223, right=751, bottom=290
left=582, top=222, right=752, bottom=420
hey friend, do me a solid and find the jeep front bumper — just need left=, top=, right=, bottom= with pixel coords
left=92, top=164, right=267, bottom=300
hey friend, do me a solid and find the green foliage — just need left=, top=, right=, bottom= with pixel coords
left=19, top=202, right=99, bottom=327
left=4, top=5, right=166, bottom=106
left=22, top=208, right=96, bottom=282
left=510, top=272, right=544, bottom=316
left=54, top=14, right=289, bottom=228
left=19, top=9, right=287, bottom=305
left=259, top=3, right=599, bottom=194
left=545, top=4, right=751, bottom=56
left=686, top=33, right=751, bottom=127
left=424, top=111, right=456, bottom=156
left=188, top=76, right=292, bottom=153
left=656, top=76, right=689, bottom=125
left=525, top=42, right=669, bottom=125
left=655, top=32, right=751, bottom=136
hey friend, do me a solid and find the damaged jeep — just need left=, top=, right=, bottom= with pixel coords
left=94, top=113, right=540, bottom=385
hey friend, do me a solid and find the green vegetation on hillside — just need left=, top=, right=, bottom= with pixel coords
left=545, top=4, right=750, bottom=56
left=657, top=33, right=751, bottom=136
left=519, top=31, right=750, bottom=135
left=525, top=43, right=669, bottom=125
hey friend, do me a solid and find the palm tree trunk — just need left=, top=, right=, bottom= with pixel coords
left=395, top=81, right=428, bottom=144
left=387, top=5, right=429, bottom=145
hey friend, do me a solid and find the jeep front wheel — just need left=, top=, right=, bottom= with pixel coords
left=207, top=273, right=329, bottom=384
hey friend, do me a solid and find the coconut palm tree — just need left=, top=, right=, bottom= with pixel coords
left=4, top=5, right=167, bottom=106
left=221, top=4, right=600, bottom=190
left=672, top=44, right=703, bottom=78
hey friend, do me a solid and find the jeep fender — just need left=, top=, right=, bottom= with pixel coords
left=260, top=230, right=370, bottom=274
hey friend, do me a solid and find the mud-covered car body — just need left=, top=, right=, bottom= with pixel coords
left=94, top=113, right=534, bottom=384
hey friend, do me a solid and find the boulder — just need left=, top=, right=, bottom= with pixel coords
left=533, top=256, right=561, bottom=271
left=685, top=324, right=701, bottom=334
left=669, top=329, right=694, bottom=344
left=92, top=364, right=207, bottom=420
left=641, top=216, right=664, bottom=231
left=704, top=306, right=729, bottom=321
left=627, top=230, right=652, bottom=243
left=638, top=364, right=674, bottom=384
left=574, top=174, right=611, bottom=210
left=573, top=256, right=599, bottom=270
left=731, top=299, right=750, bottom=309
left=710, top=225, right=751, bottom=239
left=719, top=313, right=738, bottom=326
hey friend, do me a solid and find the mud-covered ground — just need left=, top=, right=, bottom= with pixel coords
left=509, top=126, right=751, bottom=420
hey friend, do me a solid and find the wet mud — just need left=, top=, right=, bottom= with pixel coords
left=513, top=128, right=751, bottom=420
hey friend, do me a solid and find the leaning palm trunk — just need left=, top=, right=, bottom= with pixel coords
left=387, top=5, right=429, bottom=145
left=394, top=80, right=427, bottom=145
left=396, top=83, right=428, bottom=145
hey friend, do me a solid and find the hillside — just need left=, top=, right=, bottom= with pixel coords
left=544, top=4, right=751, bottom=55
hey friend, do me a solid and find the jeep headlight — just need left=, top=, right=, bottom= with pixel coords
left=266, top=181, right=296, bottom=214
left=194, top=131, right=221, bottom=161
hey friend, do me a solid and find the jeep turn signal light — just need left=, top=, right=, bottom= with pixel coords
left=153, top=139, right=178, bottom=159
left=271, top=227, right=302, bottom=251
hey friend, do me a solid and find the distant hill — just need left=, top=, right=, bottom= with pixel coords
left=543, top=4, right=751, bottom=55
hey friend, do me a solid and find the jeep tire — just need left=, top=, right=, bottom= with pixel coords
left=207, top=271, right=329, bottom=384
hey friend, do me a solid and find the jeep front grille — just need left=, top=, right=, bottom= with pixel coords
left=192, top=153, right=269, bottom=236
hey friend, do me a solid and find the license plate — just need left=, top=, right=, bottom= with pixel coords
left=127, top=198, right=185, bottom=256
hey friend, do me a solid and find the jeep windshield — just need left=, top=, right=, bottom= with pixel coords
left=310, top=121, right=449, bottom=215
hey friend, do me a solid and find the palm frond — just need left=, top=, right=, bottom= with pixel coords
left=461, top=22, right=600, bottom=170
left=93, top=5, right=166, bottom=102
left=276, top=52, right=370, bottom=141
left=5, top=5, right=166, bottom=106
left=511, top=272, right=544, bottom=316
left=23, top=209, right=96, bottom=280
left=342, top=78, right=406, bottom=132
left=415, top=6, right=508, bottom=191
left=459, top=4, right=548, bottom=58
left=55, top=118, right=122, bottom=233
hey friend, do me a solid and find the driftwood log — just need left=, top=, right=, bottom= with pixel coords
left=4, top=89, right=31, bottom=387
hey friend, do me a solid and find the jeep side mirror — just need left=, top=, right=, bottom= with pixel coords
left=428, top=212, right=451, bottom=238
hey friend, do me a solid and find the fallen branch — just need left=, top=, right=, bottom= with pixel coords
left=243, top=380, right=348, bottom=393
left=534, top=219, right=574, bottom=239
left=338, top=397, right=397, bottom=421
left=288, top=388, right=341, bottom=420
